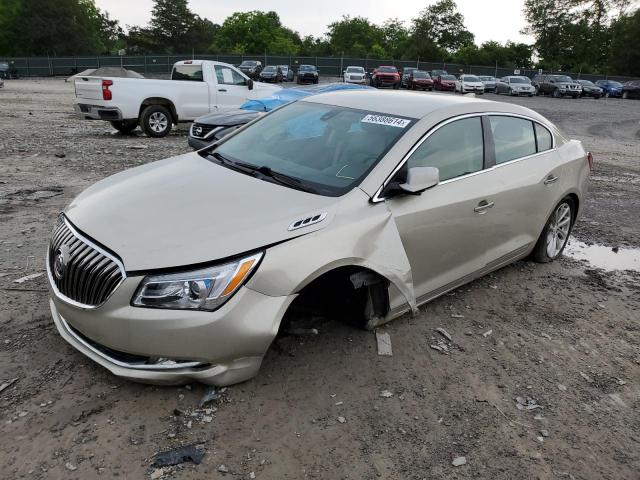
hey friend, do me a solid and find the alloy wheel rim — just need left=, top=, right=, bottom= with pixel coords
left=546, top=203, right=571, bottom=258
left=149, top=112, right=168, bottom=133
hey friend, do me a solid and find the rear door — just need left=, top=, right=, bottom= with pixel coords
left=213, top=65, right=253, bottom=109
left=385, top=116, right=499, bottom=302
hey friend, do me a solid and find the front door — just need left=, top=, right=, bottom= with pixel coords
left=214, top=65, right=252, bottom=109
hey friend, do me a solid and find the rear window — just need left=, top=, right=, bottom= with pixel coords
left=172, top=65, right=203, bottom=81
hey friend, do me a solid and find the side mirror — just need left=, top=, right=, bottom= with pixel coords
left=247, top=78, right=254, bottom=90
left=400, top=167, right=439, bottom=194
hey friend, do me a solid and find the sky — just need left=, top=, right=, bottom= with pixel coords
left=94, top=0, right=532, bottom=45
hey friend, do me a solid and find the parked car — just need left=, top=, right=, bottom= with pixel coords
left=188, top=83, right=371, bottom=150
left=238, top=60, right=263, bottom=80
left=258, top=65, right=283, bottom=83
left=343, top=66, right=367, bottom=84
left=47, top=90, right=591, bottom=387
left=0, top=76, right=4, bottom=88
left=401, top=67, right=418, bottom=88
left=434, top=74, right=457, bottom=91
left=478, top=75, right=496, bottom=92
left=621, top=80, right=640, bottom=99
left=594, top=79, right=623, bottom=98
left=73, top=60, right=281, bottom=137
left=576, top=80, right=602, bottom=98
left=494, top=76, right=535, bottom=96
left=407, top=71, right=433, bottom=91
left=0, top=61, right=18, bottom=79
left=371, top=66, right=401, bottom=89
left=454, top=74, right=485, bottom=94
left=278, top=65, right=295, bottom=82
left=532, top=74, right=581, bottom=98
left=297, top=64, right=319, bottom=84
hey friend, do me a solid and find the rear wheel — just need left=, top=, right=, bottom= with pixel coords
left=531, top=198, right=575, bottom=263
left=552, top=88, right=561, bottom=98
left=110, top=120, right=138, bottom=134
left=140, top=105, right=172, bottom=138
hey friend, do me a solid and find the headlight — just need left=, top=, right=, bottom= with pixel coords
left=132, top=252, right=263, bottom=311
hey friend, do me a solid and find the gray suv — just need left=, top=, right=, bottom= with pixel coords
left=532, top=74, right=581, bottom=98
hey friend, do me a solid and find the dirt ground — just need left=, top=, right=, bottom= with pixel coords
left=0, top=79, right=639, bottom=480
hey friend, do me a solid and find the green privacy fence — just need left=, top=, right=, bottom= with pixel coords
left=1, top=54, right=634, bottom=82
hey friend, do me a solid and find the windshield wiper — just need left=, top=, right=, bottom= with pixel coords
left=209, top=152, right=258, bottom=176
left=234, top=162, right=318, bottom=194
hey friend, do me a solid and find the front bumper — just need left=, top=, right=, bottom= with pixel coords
left=462, top=87, right=484, bottom=93
left=345, top=77, right=366, bottom=84
left=511, top=89, right=535, bottom=96
left=188, top=135, right=214, bottom=150
left=49, top=275, right=295, bottom=386
left=74, top=103, right=123, bottom=121
left=298, top=75, right=318, bottom=83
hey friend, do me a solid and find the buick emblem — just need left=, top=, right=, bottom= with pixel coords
left=53, top=245, right=70, bottom=280
left=194, top=126, right=203, bottom=136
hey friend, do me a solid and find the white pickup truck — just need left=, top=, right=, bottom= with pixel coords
left=73, top=60, right=281, bottom=137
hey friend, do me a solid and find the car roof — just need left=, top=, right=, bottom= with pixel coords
left=302, top=90, right=542, bottom=120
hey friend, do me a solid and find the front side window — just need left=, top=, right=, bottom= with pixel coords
left=215, top=66, right=247, bottom=86
left=490, top=116, right=536, bottom=164
left=407, top=117, right=484, bottom=181
left=210, top=102, right=414, bottom=196
left=172, top=65, right=203, bottom=81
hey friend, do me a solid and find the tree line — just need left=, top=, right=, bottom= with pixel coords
left=0, top=0, right=638, bottom=76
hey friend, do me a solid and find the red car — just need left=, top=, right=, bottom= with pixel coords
left=370, top=66, right=400, bottom=89
left=434, top=74, right=457, bottom=91
left=407, top=71, right=434, bottom=91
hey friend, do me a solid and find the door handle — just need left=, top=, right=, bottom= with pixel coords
left=218, top=88, right=227, bottom=92
left=544, top=175, right=559, bottom=185
left=474, top=200, right=494, bottom=214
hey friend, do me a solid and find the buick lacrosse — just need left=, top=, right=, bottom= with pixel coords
left=47, top=91, right=590, bottom=386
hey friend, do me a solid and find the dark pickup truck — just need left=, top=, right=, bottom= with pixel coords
left=532, top=74, right=581, bottom=98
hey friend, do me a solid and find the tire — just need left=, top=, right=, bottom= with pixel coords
left=393, top=82, right=399, bottom=90
left=494, top=87, right=499, bottom=95
left=110, top=120, right=138, bottom=134
left=140, top=105, right=172, bottom=138
left=622, top=91, right=628, bottom=99
left=552, top=88, right=561, bottom=98
left=531, top=197, right=575, bottom=263
left=535, top=86, right=540, bottom=96
left=508, top=88, right=513, bottom=96
left=604, top=92, right=610, bottom=98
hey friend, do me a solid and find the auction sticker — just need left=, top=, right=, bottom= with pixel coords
left=361, top=114, right=411, bottom=128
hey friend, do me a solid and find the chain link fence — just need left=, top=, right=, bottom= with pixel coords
left=1, top=54, right=634, bottom=82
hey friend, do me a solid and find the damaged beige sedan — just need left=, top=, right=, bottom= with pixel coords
left=47, top=91, right=590, bottom=386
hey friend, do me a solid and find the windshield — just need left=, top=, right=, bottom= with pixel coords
left=578, top=80, right=594, bottom=86
left=607, top=81, right=623, bottom=87
left=299, top=65, right=316, bottom=72
left=479, top=76, right=494, bottom=81
left=413, top=71, right=429, bottom=78
left=378, top=66, right=398, bottom=73
left=346, top=67, right=364, bottom=73
left=240, top=61, right=257, bottom=67
left=510, top=77, right=530, bottom=83
left=441, top=75, right=456, bottom=80
left=209, top=102, right=414, bottom=196
left=263, top=66, right=277, bottom=72
left=553, top=75, right=573, bottom=82
left=463, top=75, right=480, bottom=82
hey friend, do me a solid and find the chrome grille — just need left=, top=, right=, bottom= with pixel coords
left=48, top=215, right=125, bottom=308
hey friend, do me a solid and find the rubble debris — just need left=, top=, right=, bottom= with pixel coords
left=337, top=416, right=346, bottom=424
left=54, top=153, right=66, bottom=158
left=557, top=384, right=567, bottom=391
left=580, top=372, right=593, bottom=383
left=150, top=468, right=165, bottom=479
left=13, top=273, right=44, bottom=284
left=435, top=328, right=452, bottom=342
left=129, top=145, right=149, bottom=150
left=515, top=396, right=542, bottom=411
left=375, top=331, right=393, bottom=356
left=199, top=386, right=218, bottom=408
left=452, top=456, right=467, bottom=467
left=379, top=390, right=393, bottom=398
left=249, top=472, right=256, bottom=479
left=152, top=443, right=206, bottom=467
left=450, top=314, right=464, bottom=318
left=218, top=464, right=229, bottom=473
left=482, top=329, right=493, bottom=338
left=0, top=377, right=18, bottom=394
left=65, top=462, right=77, bottom=471
left=540, top=429, right=549, bottom=437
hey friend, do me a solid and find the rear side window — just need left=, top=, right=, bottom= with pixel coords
left=215, top=65, right=247, bottom=86
left=490, top=116, right=536, bottom=164
left=172, top=65, right=203, bottom=81
left=534, top=123, right=553, bottom=152
left=407, top=117, right=484, bottom=181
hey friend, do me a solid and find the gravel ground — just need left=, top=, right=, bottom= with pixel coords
left=0, top=79, right=639, bottom=480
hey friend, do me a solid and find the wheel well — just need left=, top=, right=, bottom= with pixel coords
left=565, top=193, right=579, bottom=223
left=139, top=98, right=178, bottom=124
left=280, top=266, right=391, bottom=332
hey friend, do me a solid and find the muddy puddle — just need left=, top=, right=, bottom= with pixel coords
left=565, top=238, right=640, bottom=272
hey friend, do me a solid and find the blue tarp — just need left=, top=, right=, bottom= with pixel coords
left=240, top=83, right=372, bottom=112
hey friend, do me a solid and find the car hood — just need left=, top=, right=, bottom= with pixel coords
left=64, top=153, right=339, bottom=272
left=193, top=109, right=259, bottom=127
